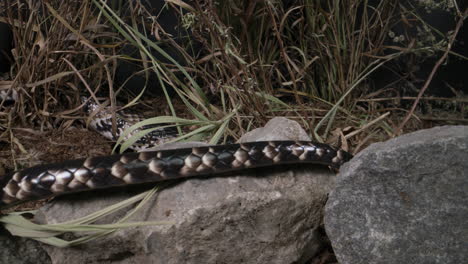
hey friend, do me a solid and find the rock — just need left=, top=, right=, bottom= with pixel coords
left=239, top=117, right=311, bottom=142
left=0, top=227, right=51, bottom=264
left=325, top=125, right=468, bottom=264
left=37, top=118, right=336, bottom=264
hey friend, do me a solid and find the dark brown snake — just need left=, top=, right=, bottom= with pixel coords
left=0, top=101, right=352, bottom=209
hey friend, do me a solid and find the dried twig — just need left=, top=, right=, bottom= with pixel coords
left=395, top=9, right=468, bottom=135
left=345, top=112, right=390, bottom=139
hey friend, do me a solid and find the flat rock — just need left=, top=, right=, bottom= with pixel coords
left=37, top=117, right=336, bottom=264
left=325, top=126, right=468, bottom=264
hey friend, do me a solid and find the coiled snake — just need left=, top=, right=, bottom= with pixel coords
left=0, top=99, right=352, bottom=209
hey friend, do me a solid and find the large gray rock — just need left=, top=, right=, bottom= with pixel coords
left=325, top=126, right=468, bottom=264
left=37, top=117, right=336, bottom=264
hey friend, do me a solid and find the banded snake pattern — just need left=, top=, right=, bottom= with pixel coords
left=0, top=100, right=353, bottom=209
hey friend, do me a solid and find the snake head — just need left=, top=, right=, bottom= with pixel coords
left=81, top=96, right=101, bottom=114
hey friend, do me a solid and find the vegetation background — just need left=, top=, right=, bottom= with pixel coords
left=0, top=0, right=466, bottom=161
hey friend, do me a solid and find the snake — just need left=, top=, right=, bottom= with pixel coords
left=0, top=99, right=353, bottom=209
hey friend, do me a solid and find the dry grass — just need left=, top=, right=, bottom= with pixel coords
left=0, top=0, right=466, bottom=170
left=0, top=0, right=125, bottom=170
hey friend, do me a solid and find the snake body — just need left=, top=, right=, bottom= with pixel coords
left=0, top=99, right=352, bottom=209
left=1, top=141, right=351, bottom=208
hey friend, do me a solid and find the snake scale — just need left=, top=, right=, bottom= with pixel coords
left=0, top=99, right=352, bottom=209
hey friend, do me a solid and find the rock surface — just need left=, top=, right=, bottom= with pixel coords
left=37, top=117, right=335, bottom=264
left=325, top=125, right=468, bottom=264
left=0, top=227, right=51, bottom=264
left=239, top=117, right=311, bottom=142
